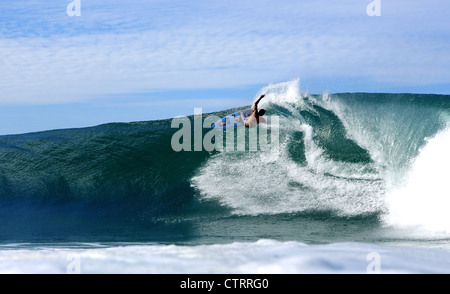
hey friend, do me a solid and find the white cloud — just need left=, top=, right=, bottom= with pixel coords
left=0, top=0, right=449, bottom=106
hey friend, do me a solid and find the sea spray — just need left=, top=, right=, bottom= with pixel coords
left=383, top=125, right=450, bottom=236
left=191, top=81, right=385, bottom=217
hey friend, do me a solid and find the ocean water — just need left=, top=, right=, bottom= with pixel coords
left=0, top=80, right=449, bottom=274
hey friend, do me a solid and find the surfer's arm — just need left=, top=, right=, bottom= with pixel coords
left=253, top=94, right=265, bottom=110
left=252, top=94, right=265, bottom=117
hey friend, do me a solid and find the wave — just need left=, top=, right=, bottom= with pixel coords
left=383, top=124, right=450, bottom=235
left=192, top=80, right=450, bottom=234
left=0, top=80, right=449, bottom=241
left=3, top=239, right=450, bottom=273
left=0, top=120, right=212, bottom=242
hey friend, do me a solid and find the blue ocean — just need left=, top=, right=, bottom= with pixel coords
left=1, top=80, right=450, bottom=273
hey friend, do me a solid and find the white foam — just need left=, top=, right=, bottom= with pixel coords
left=311, top=92, right=386, bottom=170
left=1, top=240, right=450, bottom=274
left=254, top=79, right=302, bottom=107
left=191, top=80, right=385, bottom=216
left=384, top=125, right=450, bottom=236
left=192, top=129, right=384, bottom=216
left=300, top=123, right=379, bottom=180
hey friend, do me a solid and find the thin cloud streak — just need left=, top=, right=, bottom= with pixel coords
left=0, top=0, right=449, bottom=106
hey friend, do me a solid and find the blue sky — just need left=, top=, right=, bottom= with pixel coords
left=1, top=0, right=449, bottom=134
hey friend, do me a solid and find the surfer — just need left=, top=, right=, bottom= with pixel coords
left=245, top=94, right=266, bottom=128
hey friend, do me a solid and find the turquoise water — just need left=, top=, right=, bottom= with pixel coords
left=0, top=81, right=449, bottom=254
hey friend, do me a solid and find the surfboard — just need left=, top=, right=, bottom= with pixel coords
left=211, top=109, right=253, bottom=129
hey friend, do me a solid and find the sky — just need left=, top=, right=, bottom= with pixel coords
left=0, top=0, right=449, bottom=135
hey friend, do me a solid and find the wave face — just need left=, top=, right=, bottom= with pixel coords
left=193, top=81, right=450, bottom=237
left=0, top=80, right=449, bottom=243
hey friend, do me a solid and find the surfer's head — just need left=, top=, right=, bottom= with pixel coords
left=258, top=109, right=266, bottom=116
